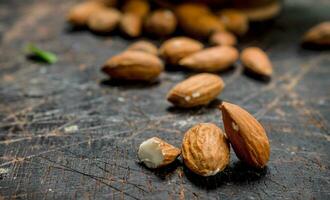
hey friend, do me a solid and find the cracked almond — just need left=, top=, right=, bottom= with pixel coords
left=220, top=102, right=270, bottom=168
left=179, top=46, right=239, bottom=72
left=167, top=73, right=224, bottom=108
left=182, top=123, right=230, bottom=176
left=102, top=51, right=164, bottom=81
left=138, top=137, right=181, bottom=168
left=241, top=47, right=273, bottom=76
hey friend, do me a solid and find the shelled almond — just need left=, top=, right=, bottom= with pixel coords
left=87, top=8, right=121, bottom=33
left=302, top=22, right=330, bottom=47
left=67, top=1, right=106, bottom=26
left=126, top=40, right=158, bottom=55
left=209, top=31, right=237, bottom=46
left=144, top=9, right=177, bottom=37
left=241, top=47, right=273, bottom=76
left=217, top=9, right=249, bottom=36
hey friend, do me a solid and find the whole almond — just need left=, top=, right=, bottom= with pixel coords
left=122, top=0, right=149, bottom=17
left=126, top=40, right=158, bottom=55
left=167, top=73, right=224, bottom=108
left=182, top=123, right=230, bottom=176
left=102, top=51, right=164, bottom=81
left=179, top=46, right=239, bottom=72
left=67, top=1, right=105, bottom=26
left=87, top=8, right=121, bottom=33
left=241, top=47, right=273, bottom=76
left=144, top=9, right=177, bottom=37
left=238, top=1, right=281, bottom=22
left=217, top=9, right=249, bottom=36
left=220, top=102, right=270, bottom=168
left=302, top=22, right=330, bottom=47
left=159, top=37, right=203, bottom=65
left=209, top=31, right=237, bottom=46
left=138, top=137, right=181, bottom=169
left=94, top=0, right=117, bottom=7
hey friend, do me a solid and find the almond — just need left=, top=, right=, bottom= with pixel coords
left=209, top=31, right=237, bottom=46
left=159, top=37, right=203, bottom=65
left=167, top=73, right=224, bottom=108
left=126, top=40, right=158, bottom=55
left=87, top=8, right=121, bottom=33
left=302, top=22, right=330, bottom=47
left=182, top=123, right=230, bottom=176
left=138, top=137, right=181, bottom=169
left=219, top=102, right=270, bottom=168
left=144, top=9, right=177, bottom=37
left=241, top=47, right=273, bottom=76
left=122, top=0, right=149, bottom=17
left=238, top=1, right=281, bottom=22
left=217, top=9, right=249, bottom=36
left=179, top=46, right=239, bottom=72
left=102, top=51, right=164, bottom=81
left=67, top=1, right=105, bottom=26
left=175, top=3, right=225, bottom=38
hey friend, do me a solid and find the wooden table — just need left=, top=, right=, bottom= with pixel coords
left=0, top=0, right=329, bottom=199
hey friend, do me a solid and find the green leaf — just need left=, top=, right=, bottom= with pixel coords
left=25, top=43, right=58, bottom=64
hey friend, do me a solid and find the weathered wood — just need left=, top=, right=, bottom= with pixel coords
left=0, top=0, right=329, bottom=199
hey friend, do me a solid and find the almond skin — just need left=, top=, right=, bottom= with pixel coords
left=144, top=9, right=177, bottom=37
left=167, top=73, right=224, bottom=108
left=126, top=40, right=158, bottom=55
left=217, top=9, right=249, bottom=36
left=87, top=8, right=121, bottom=33
left=182, top=123, right=230, bottom=176
left=159, top=37, right=203, bottom=65
left=302, top=22, right=330, bottom=47
left=102, top=51, right=164, bottom=81
left=138, top=137, right=181, bottom=169
left=209, top=31, right=237, bottom=46
left=241, top=47, right=273, bottom=76
left=179, top=46, right=239, bottom=72
left=220, top=102, right=270, bottom=168
left=67, top=1, right=105, bottom=26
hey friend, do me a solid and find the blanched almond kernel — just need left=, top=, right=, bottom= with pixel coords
left=159, top=37, right=203, bottom=65
left=67, top=1, right=105, bottom=26
left=179, top=46, right=239, bottom=72
left=209, top=31, right=237, bottom=46
left=87, top=8, right=121, bottom=33
left=302, top=22, right=330, bottom=46
left=217, top=9, right=249, bottom=36
left=220, top=102, right=270, bottom=168
left=182, top=123, right=230, bottom=176
left=144, top=9, right=177, bottom=37
left=102, top=51, right=164, bottom=81
left=241, top=47, right=273, bottom=76
left=167, top=73, right=224, bottom=108
left=138, top=137, right=181, bottom=169
left=127, top=40, right=158, bottom=55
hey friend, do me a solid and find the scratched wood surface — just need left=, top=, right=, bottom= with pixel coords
left=0, top=0, right=329, bottom=199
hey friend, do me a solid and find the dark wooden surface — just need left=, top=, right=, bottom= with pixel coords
left=0, top=0, right=329, bottom=199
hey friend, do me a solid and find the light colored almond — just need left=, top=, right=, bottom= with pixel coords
left=302, top=22, right=330, bottom=46
left=167, top=73, right=224, bottom=108
left=126, top=40, right=158, bottom=55
left=241, top=47, right=273, bottom=76
left=220, top=102, right=270, bottom=168
left=217, top=9, right=249, bottom=36
left=159, top=37, right=203, bottom=65
left=144, top=9, right=177, bottom=37
left=102, top=51, right=164, bottom=81
left=179, top=46, right=239, bottom=72
left=138, top=137, right=181, bottom=168
left=87, top=8, right=121, bottom=33
left=67, top=1, right=105, bottom=26
left=182, top=123, right=230, bottom=176
left=209, top=31, right=237, bottom=46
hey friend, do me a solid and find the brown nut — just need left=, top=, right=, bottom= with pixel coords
left=220, top=102, right=270, bottom=168
left=126, top=40, right=158, bottom=55
left=87, top=8, right=121, bottom=33
left=217, top=9, right=249, bottom=36
left=241, top=47, right=273, bottom=76
left=122, top=0, right=149, bottom=17
left=182, top=123, right=230, bottom=176
left=238, top=0, right=281, bottom=22
left=302, top=21, right=330, bottom=47
left=144, top=9, right=177, bottom=37
left=209, top=31, right=237, bottom=46
left=102, top=51, right=164, bottom=81
left=67, top=1, right=105, bottom=26
left=138, top=137, right=181, bottom=169
left=167, top=73, right=224, bottom=108
left=159, top=37, right=203, bottom=65
left=119, top=13, right=143, bottom=37
left=179, top=46, right=239, bottom=72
